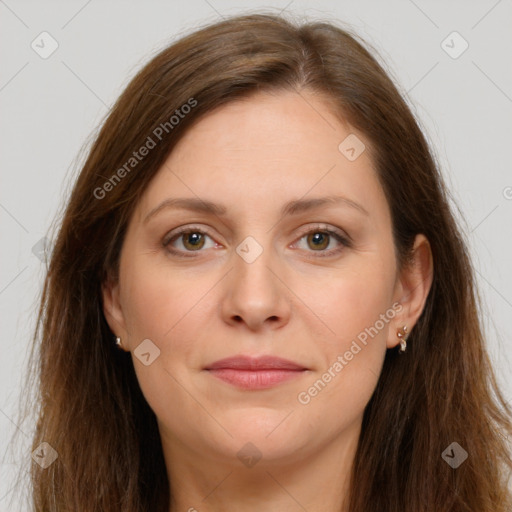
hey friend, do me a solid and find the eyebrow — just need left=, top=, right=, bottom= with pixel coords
left=143, top=194, right=369, bottom=224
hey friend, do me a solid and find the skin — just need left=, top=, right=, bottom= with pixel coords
left=103, top=89, right=433, bottom=512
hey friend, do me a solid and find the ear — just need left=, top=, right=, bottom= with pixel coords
left=387, top=234, right=433, bottom=349
left=101, top=276, right=128, bottom=350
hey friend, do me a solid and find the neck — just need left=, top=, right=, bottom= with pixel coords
left=163, top=420, right=361, bottom=512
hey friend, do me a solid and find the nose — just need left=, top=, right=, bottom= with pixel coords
left=220, top=241, right=291, bottom=332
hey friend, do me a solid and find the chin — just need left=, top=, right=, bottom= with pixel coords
left=213, top=413, right=310, bottom=457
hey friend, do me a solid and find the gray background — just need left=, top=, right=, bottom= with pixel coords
left=1, top=0, right=511, bottom=509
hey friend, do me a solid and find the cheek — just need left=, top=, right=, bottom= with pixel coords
left=120, top=265, right=207, bottom=423
left=120, top=255, right=202, bottom=343
left=293, top=262, right=393, bottom=418
left=302, top=258, right=395, bottom=345
left=119, top=258, right=216, bottom=403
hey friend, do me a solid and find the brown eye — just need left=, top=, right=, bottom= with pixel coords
left=163, top=227, right=217, bottom=256
left=181, top=232, right=205, bottom=251
left=306, top=232, right=330, bottom=251
left=293, top=225, right=351, bottom=258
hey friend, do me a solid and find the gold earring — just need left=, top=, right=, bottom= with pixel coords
left=397, top=326, right=408, bottom=353
left=115, top=336, right=123, bottom=349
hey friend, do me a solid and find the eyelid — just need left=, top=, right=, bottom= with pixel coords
left=162, top=224, right=216, bottom=246
left=293, top=223, right=351, bottom=243
left=290, top=223, right=351, bottom=258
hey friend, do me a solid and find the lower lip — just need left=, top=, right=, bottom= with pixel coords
left=206, top=369, right=306, bottom=390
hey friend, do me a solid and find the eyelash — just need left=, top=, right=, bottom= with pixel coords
left=162, top=224, right=351, bottom=259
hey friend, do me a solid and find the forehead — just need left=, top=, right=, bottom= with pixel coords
left=135, top=90, right=390, bottom=224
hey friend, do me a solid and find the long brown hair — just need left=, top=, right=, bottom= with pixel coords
left=11, top=12, right=511, bottom=511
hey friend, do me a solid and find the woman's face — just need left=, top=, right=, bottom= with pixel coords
left=104, top=90, right=428, bottom=470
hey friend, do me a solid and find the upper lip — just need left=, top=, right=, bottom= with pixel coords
left=205, top=355, right=308, bottom=371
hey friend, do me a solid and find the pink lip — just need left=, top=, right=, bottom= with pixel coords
left=205, top=355, right=308, bottom=390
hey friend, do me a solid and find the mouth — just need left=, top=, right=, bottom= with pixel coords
left=204, top=355, right=309, bottom=390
